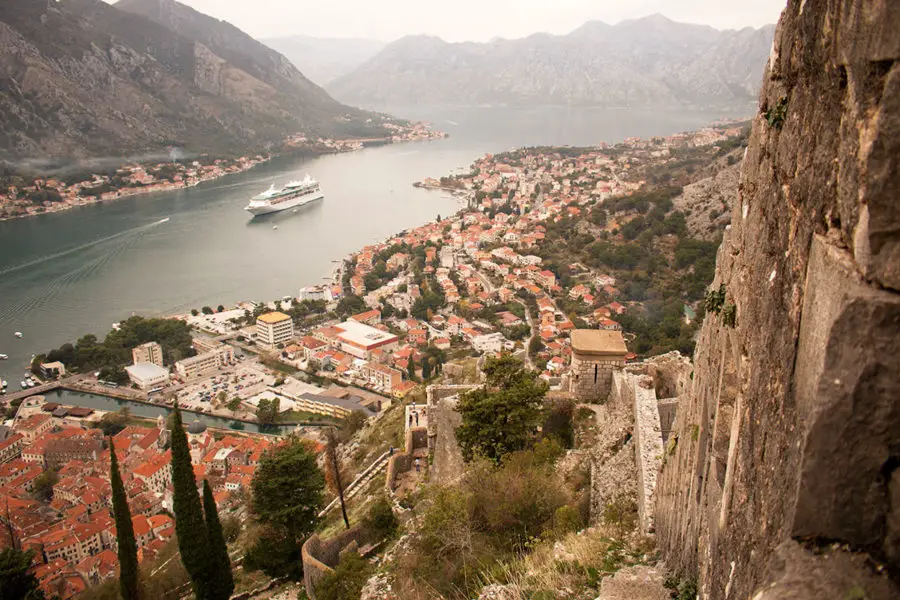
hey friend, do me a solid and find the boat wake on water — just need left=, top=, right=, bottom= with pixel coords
left=0, top=217, right=171, bottom=278
left=0, top=217, right=172, bottom=326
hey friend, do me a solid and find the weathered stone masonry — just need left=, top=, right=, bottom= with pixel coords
left=653, top=1, right=900, bottom=598
left=569, top=329, right=627, bottom=402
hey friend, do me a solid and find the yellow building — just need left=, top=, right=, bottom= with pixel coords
left=256, top=312, right=294, bottom=348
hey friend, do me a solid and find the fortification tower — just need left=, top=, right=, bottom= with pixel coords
left=569, top=329, right=627, bottom=402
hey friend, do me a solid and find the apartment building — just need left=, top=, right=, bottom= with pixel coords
left=256, top=312, right=294, bottom=348
left=174, top=344, right=235, bottom=381
left=131, top=341, right=164, bottom=367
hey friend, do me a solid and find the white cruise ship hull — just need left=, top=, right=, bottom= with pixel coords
left=245, top=191, right=324, bottom=216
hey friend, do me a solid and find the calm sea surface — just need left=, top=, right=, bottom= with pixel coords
left=0, top=106, right=748, bottom=384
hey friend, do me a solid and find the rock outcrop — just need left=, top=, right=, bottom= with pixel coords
left=0, top=0, right=368, bottom=160
left=672, top=159, right=739, bottom=241
left=654, top=1, right=900, bottom=598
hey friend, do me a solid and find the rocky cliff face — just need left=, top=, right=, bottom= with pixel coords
left=327, top=15, right=774, bottom=110
left=0, top=0, right=359, bottom=160
left=654, top=1, right=899, bottom=598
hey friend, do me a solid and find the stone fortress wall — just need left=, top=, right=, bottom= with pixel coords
left=597, top=353, right=691, bottom=534
left=385, top=426, right=428, bottom=493
left=652, top=1, right=900, bottom=598
left=301, top=526, right=367, bottom=600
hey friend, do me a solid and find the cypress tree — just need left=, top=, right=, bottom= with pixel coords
left=170, top=407, right=210, bottom=599
left=202, top=480, right=234, bottom=600
left=110, top=444, right=141, bottom=600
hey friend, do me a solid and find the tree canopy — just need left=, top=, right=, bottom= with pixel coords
left=455, top=355, right=547, bottom=462
left=169, top=407, right=211, bottom=599
left=203, top=480, right=234, bottom=600
left=251, top=437, right=324, bottom=543
left=110, top=445, right=141, bottom=600
left=0, top=548, right=45, bottom=600
left=38, top=316, right=195, bottom=376
left=255, top=398, right=281, bottom=425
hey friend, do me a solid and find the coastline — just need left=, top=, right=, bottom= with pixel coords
left=0, top=127, right=448, bottom=223
left=0, top=158, right=269, bottom=223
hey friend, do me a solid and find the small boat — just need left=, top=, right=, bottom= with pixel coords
left=14, top=332, right=23, bottom=338
left=0, top=354, right=8, bottom=360
left=272, top=225, right=278, bottom=230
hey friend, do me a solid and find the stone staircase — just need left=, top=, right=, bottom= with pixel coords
left=318, top=451, right=390, bottom=517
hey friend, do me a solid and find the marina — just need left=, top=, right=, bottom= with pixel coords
left=11, top=386, right=300, bottom=435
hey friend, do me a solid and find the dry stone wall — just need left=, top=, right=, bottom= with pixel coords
left=654, top=1, right=900, bottom=598
left=301, top=526, right=367, bottom=600
left=602, top=369, right=668, bottom=534
left=385, top=426, right=427, bottom=492
left=570, top=354, right=623, bottom=402
left=426, top=384, right=477, bottom=485
left=588, top=399, right=637, bottom=526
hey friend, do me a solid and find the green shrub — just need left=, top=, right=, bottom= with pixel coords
left=704, top=284, right=726, bottom=314
left=542, top=399, right=575, bottom=448
left=552, top=505, right=583, bottom=536
left=765, top=96, right=788, bottom=129
left=722, top=303, right=737, bottom=328
left=602, top=496, right=638, bottom=533
left=467, top=452, right=568, bottom=551
left=315, top=551, right=371, bottom=600
left=362, top=496, right=399, bottom=541
left=665, top=574, right=699, bottom=600
left=220, top=515, right=241, bottom=543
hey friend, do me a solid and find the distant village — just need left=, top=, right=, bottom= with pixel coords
left=0, top=120, right=446, bottom=221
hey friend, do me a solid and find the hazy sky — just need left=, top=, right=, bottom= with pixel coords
left=107, top=0, right=787, bottom=42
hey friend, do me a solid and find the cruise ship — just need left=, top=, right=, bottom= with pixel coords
left=244, top=175, right=324, bottom=216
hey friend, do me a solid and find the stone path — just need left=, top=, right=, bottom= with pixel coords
left=597, top=565, right=670, bottom=600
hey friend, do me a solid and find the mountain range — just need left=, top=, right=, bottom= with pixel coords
left=262, top=35, right=386, bottom=87
left=326, top=15, right=775, bottom=110
left=0, top=0, right=377, bottom=161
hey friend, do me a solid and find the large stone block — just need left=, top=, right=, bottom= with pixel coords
left=792, top=237, right=900, bottom=559
left=754, top=540, right=899, bottom=600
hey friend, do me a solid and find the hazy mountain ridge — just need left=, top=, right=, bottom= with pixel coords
left=328, top=15, right=775, bottom=109
left=0, top=0, right=368, bottom=160
left=262, top=35, right=386, bottom=86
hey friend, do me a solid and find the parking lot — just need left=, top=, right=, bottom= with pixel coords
left=175, top=363, right=274, bottom=414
